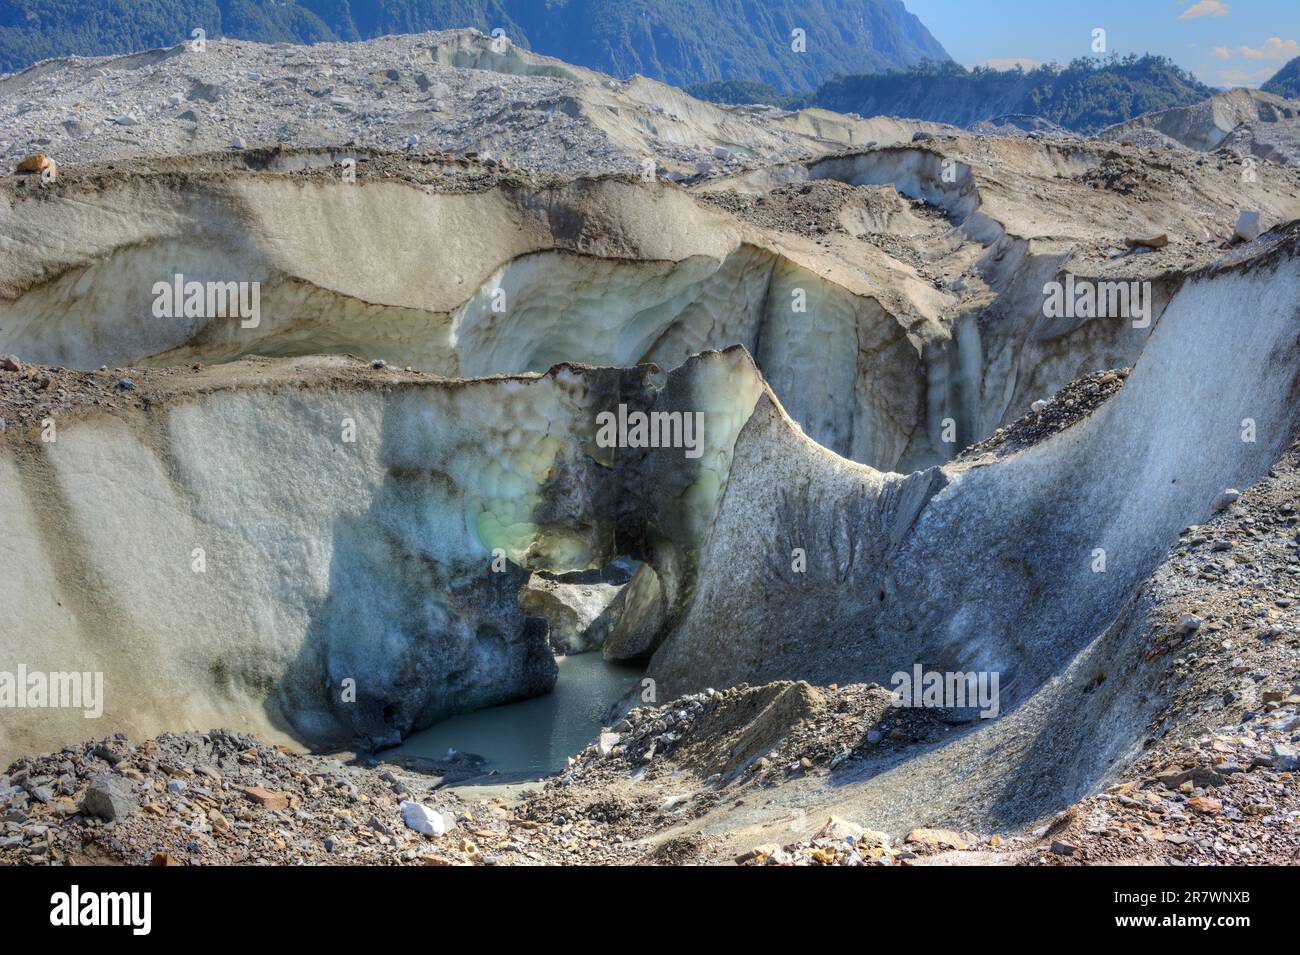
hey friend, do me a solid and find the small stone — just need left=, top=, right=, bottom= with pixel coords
left=1124, top=234, right=1168, bottom=250
left=0, top=356, right=21, bottom=373
left=239, top=785, right=289, bottom=811
left=597, top=732, right=620, bottom=757
left=905, top=827, right=968, bottom=851
left=370, top=359, right=387, bottom=369
left=1270, top=743, right=1299, bottom=771
left=1157, top=766, right=1225, bottom=789
left=1187, top=796, right=1222, bottom=815
left=1049, top=840, right=1077, bottom=855
left=1176, top=615, right=1203, bottom=635
left=736, top=843, right=783, bottom=863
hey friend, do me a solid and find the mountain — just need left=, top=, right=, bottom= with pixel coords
left=0, top=0, right=950, bottom=90
left=1261, top=57, right=1300, bottom=99
left=806, top=54, right=1213, bottom=134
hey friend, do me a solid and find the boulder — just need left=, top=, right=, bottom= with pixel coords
left=1124, top=233, right=1168, bottom=250
left=1271, top=742, right=1299, bottom=772
left=81, top=775, right=137, bottom=820
left=400, top=800, right=454, bottom=836
left=1233, top=210, right=1262, bottom=243
left=518, top=572, right=624, bottom=654
left=14, top=154, right=57, bottom=179
left=602, top=563, right=667, bottom=661
left=815, top=816, right=865, bottom=842
left=1211, top=488, right=1242, bottom=511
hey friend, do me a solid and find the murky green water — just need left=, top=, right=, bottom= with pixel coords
left=384, top=653, right=644, bottom=777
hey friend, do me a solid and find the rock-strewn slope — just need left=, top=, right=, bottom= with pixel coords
left=0, top=0, right=952, bottom=89
left=0, top=30, right=949, bottom=179
left=1099, top=88, right=1300, bottom=167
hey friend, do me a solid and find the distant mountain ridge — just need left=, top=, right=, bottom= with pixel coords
left=1262, top=57, right=1300, bottom=99
left=0, top=0, right=950, bottom=90
left=804, top=55, right=1213, bottom=134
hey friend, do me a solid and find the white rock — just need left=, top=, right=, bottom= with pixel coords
left=112, top=112, right=140, bottom=126
left=1031, top=399, right=1050, bottom=413
left=1211, top=488, right=1241, bottom=511
left=331, top=95, right=355, bottom=107
left=400, top=800, right=454, bottom=836
left=598, top=732, right=620, bottom=756
left=167, top=93, right=184, bottom=106
left=1233, top=210, right=1262, bottom=243
left=818, top=816, right=865, bottom=842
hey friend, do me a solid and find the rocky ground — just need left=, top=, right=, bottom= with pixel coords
left=960, top=367, right=1130, bottom=461
left=0, top=30, right=845, bottom=181
left=1098, top=88, right=1300, bottom=168
left=1, top=32, right=629, bottom=178
left=0, top=353, right=443, bottom=438
left=0, top=728, right=652, bottom=866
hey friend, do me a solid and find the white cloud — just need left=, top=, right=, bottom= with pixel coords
left=980, top=57, right=1041, bottom=71
left=1179, top=0, right=1230, bottom=19
left=1239, top=37, right=1300, bottom=60
left=1214, top=66, right=1276, bottom=87
left=1212, top=37, right=1300, bottom=61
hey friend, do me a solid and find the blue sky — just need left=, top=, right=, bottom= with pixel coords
left=904, top=0, right=1297, bottom=87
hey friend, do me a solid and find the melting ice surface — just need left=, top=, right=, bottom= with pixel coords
left=385, top=653, right=644, bottom=777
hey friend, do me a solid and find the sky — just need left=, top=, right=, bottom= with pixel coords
left=904, top=0, right=1297, bottom=87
